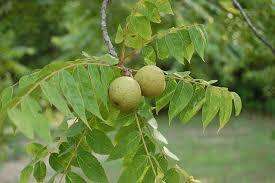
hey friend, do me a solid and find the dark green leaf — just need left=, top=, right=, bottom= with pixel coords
left=66, top=122, right=84, bottom=137
left=163, top=168, right=181, bottom=183
left=49, top=153, right=67, bottom=172
left=33, top=161, right=46, bottom=183
left=109, top=131, right=141, bottom=160
left=66, top=171, right=86, bottom=183
left=86, top=129, right=114, bottom=154
left=77, top=150, right=108, bottom=183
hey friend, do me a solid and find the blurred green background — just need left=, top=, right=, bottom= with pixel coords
left=0, top=0, right=274, bottom=182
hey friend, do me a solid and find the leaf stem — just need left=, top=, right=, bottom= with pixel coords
left=59, top=130, right=86, bottom=183
left=135, top=114, right=157, bottom=176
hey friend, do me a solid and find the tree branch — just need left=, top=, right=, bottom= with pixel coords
left=232, top=0, right=275, bottom=55
left=101, top=0, right=118, bottom=58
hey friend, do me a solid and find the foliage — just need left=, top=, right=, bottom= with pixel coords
left=173, top=0, right=275, bottom=114
left=0, top=0, right=243, bottom=182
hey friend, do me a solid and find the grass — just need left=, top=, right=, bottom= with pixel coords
left=103, top=113, right=275, bottom=183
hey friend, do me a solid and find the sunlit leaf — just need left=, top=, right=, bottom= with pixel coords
left=115, top=24, right=124, bottom=44
left=129, top=14, right=152, bottom=40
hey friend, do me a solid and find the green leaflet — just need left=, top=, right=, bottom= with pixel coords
left=156, top=153, right=168, bottom=172
left=21, top=97, right=52, bottom=142
left=60, top=70, right=88, bottom=127
left=138, top=1, right=161, bottom=23
left=202, top=86, right=221, bottom=128
left=153, top=0, right=174, bottom=15
left=129, top=14, right=152, bottom=40
left=77, top=150, right=108, bottom=183
left=117, top=168, right=136, bottom=183
left=109, top=131, right=141, bottom=160
left=49, top=153, right=67, bottom=172
left=19, top=165, right=33, bottom=183
left=163, top=168, right=181, bottom=183
left=115, top=24, right=124, bottom=44
left=41, top=81, right=71, bottom=116
left=88, top=65, right=108, bottom=110
left=8, top=108, right=34, bottom=139
left=231, top=92, right=242, bottom=116
left=93, top=54, right=119, bottom=65
left=0, top=86, right=13, bottom=110
left=142, top=46, right=156, bottom=65
left=219, top=89, right=233, bottom=129
left=168, top=81, right=194, bottom=122
left=155, top=37, right=169, bottom=60
left=86, top=128, right=114, bottom=154
left=66, top=171, right=86, bottom=183
left=155, top=29, right=195, bottom=64
left=118, top=155, right=150, bottom=183
left=73, top=66, right=103, bottom=120
left=33, top=161, right=47, bottom=183
left=18, top=72, right=39, bottom=91
left=188, top=25, right=207, bottom=61
left=179, top=85, right=206, bottom=123
left=154, top=26, right=206, bottom=63
left=66, top=122, right=84, bottom=137
left=25, top=143, right=48, bottom=162
left=156, top=79, right=177, bottom=113
left=125, top=32, right=144, bottom=50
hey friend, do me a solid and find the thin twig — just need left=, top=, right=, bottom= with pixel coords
left=101, top=0, right=118, bottom=57
left=135, top=114, right=157, bottom=176
left=232, top=0, right=275, bottom=55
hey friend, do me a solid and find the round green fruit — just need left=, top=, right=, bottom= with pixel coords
left=134, top=65, right=166, bottom=97
left=109, top=76, right=142, bottom=112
